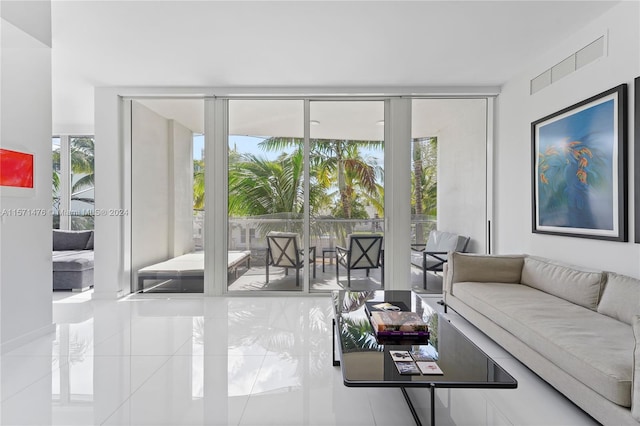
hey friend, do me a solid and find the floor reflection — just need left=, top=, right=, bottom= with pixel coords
left=0, top=294, right=598, bottom=425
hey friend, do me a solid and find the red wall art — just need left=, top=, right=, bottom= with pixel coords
left=0, top=149, right=34, bottom=188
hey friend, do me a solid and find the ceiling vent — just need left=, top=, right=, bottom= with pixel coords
left=530, top=35, right=606, bottom=95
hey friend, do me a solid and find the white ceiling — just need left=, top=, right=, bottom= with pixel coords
left=51, top=0, right=620, bottom=133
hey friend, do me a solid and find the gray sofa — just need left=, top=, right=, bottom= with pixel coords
left=443, top=253, right=640, bottom=425
left=52, top=230, right=94, bottom=291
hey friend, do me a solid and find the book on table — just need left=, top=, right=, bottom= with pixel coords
left=369, top=310, right=429, bottom=340
left=365, top=301, right=410, bottom=315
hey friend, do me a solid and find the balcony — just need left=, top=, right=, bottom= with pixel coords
left=192, top=212, right=439, bottom=293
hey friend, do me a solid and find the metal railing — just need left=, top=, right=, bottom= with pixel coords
left=193, top=211, right=436, bottom=261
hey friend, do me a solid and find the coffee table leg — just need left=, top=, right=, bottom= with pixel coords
left=332, top=318, right=340, bottom=366
left=401, top=388, right=423, bottom=426
left=430, top=384, right=435, bottom=425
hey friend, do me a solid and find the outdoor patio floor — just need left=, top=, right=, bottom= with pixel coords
left=139, top=261, right=443, bottom=294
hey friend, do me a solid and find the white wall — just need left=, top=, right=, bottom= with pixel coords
left=169, top=120, right=194, bottom=257
left=495, top=1, right=640, bottom=277
left=130, top=102, right=194, bottom=287
left=131, top=101, right=171, bottom=278
left=0, top=1, right=55, bottom=352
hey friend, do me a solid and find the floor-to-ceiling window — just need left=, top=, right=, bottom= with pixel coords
left=52, top=135, right=95, bottom=230
left=309, top=100, right=385, bottom=292
left=410, top=98, right=489, bottom=292
left=120, top=94, right=491, bottom=296
left=225, top=99, right=386, bottom=293
left=69, top=137, right=95, bottom=230
left=130, top=99, right=203, bottom=293
left=227, top=100, right=305, bottom=292
left=52, top=137, right=61, bottom=229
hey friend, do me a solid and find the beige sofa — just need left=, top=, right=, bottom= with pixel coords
left=443, top=253, right=640, bottom=425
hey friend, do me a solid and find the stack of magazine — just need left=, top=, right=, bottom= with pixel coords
left=365, top=301, right=429, bottom=343
left=391, top=350, right=443, bottom=375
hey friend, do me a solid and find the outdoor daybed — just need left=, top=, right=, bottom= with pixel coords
left=443, top=253, right=640, bottom=425
left=52, top=229, right=94, bottom=291
left=136, top=251, right=251, bottom=292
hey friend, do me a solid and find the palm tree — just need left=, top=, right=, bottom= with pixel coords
left=412, top=137, right=437, bottom=244
left=229, top=148, right=326, bottom=215
left=316, top=141, right=382, bottom=219
left=69, top=137, right=94, bottom=201
left=259, top=137, right=384, bottom=219
left=193, top=159, right=205, bottom=209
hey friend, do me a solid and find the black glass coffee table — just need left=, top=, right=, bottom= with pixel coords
left=332, top=290, right=517, bottom=426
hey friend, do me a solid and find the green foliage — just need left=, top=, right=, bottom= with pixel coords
left=70, top=137, right=95, bottom=194
left=259, top=137, right=384, bottom=219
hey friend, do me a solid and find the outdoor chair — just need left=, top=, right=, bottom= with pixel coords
left=336, top=234, right=384, bottom=287
left=266, top=232, right=316, bottom=287
left=411, top=230, right=470, bottom=290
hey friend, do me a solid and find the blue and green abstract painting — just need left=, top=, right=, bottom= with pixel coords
left=537, top=99, right=615, bottom=231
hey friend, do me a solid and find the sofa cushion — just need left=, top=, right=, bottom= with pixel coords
left=453, top=281, right=633, bottom=407
left=521, top=256, right=604, bottom=311
left=450, top=253, right=524, bottom=284
left=633, top=316, right=640, bottom=421
left=598, top=272, right=640, bottom=325
left=52, top=250, right=94, bottom=271
left=53, top=230, right=93, bottom=251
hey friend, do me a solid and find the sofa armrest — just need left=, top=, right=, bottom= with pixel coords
left=443, top=263, right=452, bottom=295
left=633, top=315, right=640, bottom=421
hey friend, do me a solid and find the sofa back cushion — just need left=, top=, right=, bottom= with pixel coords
left=521, top=256, right=605, bottom=311
left=632, top=316, right=640, bottom=421
left=53, top=230, right=93, bottom=251
left=597, top=272, right=640, bottom=325
left=450, top=253, right=524, bottom=284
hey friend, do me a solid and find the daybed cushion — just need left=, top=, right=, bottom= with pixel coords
left=598, top=272, right=640, bottom=325
left=633, top=315, right=640, bottom=421
left=138, top=253, right=205, bottom=277
left=138, top=251, right=251, bottom=277
left=449, top=253, right=524, bottom=285
left=453, top=281, right=633, bottom=407
left=520, top=256, right=605, bottom=311
left=53, top=230, right=93, bottom=251
left=52, top=250, right=94, bottom=272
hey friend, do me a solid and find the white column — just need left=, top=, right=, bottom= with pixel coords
left=93, top=89, right=127, bottom=299
left=204, top=98, right=228, bottom=296
left=383, top=98, right=412, bottom=290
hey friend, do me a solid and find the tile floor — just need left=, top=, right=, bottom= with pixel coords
left=0, top=291, right=598, bottom=425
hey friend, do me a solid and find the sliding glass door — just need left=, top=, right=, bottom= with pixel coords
left=410, top=98, right=488, bottom=292
left=227, top=100, right=305, bottom=292
left=226, top=99, right=386, bottom=293
left=309, top=101, right=385, bottom=291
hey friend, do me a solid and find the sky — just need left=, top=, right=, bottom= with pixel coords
left=193, top=134, right=384, bottom=167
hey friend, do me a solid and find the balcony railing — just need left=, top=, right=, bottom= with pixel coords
left=192, top=210, right=436, bottom=258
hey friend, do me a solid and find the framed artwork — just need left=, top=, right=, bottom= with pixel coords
left=531, top=84, right=627, bottom=241
left=635, top=76, right=640, bottom=243
left=0, top=148, right=35, bottom=197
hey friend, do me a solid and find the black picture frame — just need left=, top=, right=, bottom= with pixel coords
left=531, top=84, right=628, bottom=241
left=635, top=77, right=640, bottom=243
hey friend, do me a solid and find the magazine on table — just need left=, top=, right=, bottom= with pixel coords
left=417, top=361, right=444, bottom=375
left=395, top=361, right=421, bottom=375
left=389, top=350, right=413, bottom=362
left=410, top=345, right=438, bottom=361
